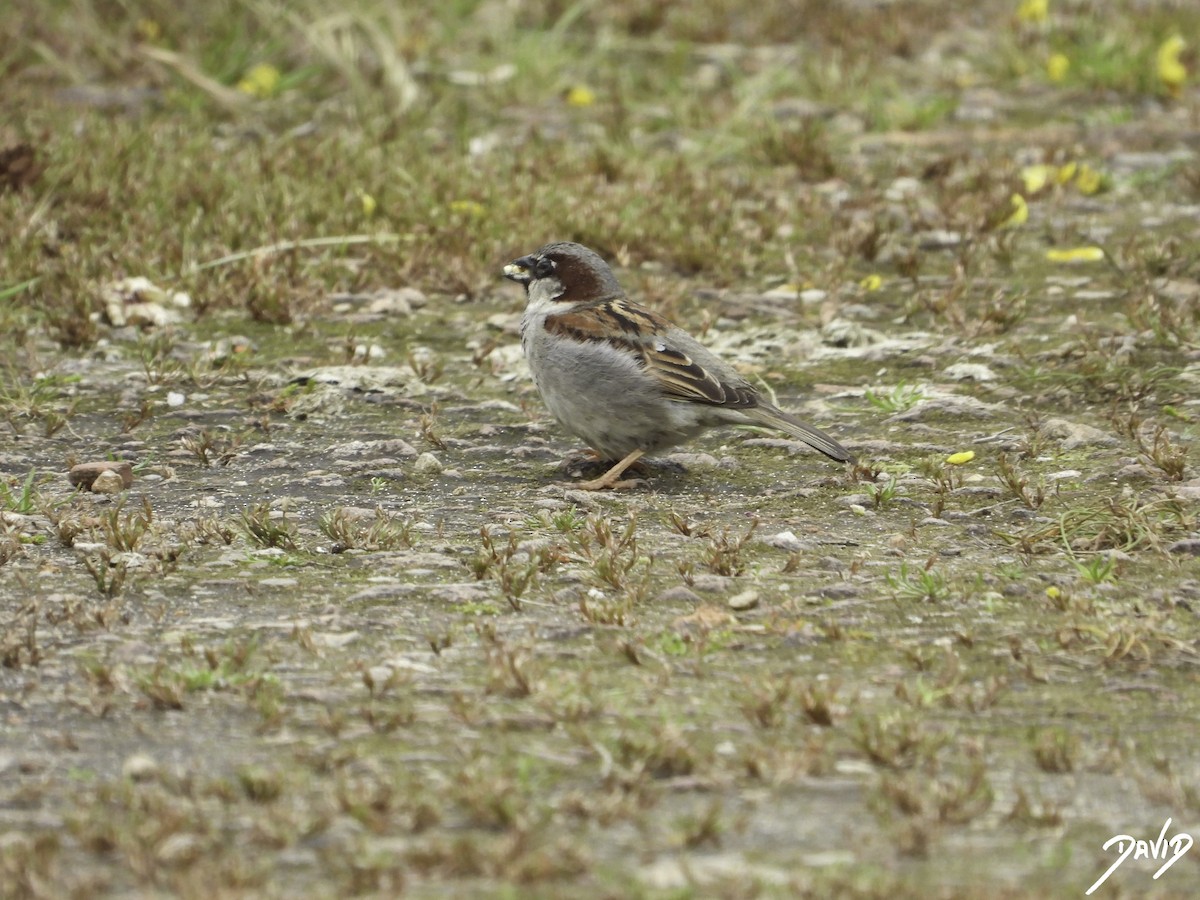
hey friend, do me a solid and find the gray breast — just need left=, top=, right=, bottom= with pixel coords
left=529, top=333, right=696, bottom=458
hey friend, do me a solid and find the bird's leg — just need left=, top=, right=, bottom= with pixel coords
left=571, top=449, right=646, bottom=491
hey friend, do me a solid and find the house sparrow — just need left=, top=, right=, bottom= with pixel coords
left=504, top=242, right=855, bottom=489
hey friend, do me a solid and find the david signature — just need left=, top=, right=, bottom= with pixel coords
left=1086, top=818, right=1193, bottom=895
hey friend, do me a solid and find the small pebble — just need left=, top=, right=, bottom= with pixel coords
left=656, top=586, right=703, bottom=604
left=156, top=833, right=202, bottom=866
left=943, top=363, right=996, bottom=382
left=819, top=583, right=860, bottom=599
left=91, top=469, right=127, bottom=494
left=766, top=530, right=808, bottom=552
left=413, top=452, right=443, bottom=474
left=122, top=753, right=159, bottom=782
left=728, top=590, right=759, bottom=611
left=690, top=574, right=734, bottom=594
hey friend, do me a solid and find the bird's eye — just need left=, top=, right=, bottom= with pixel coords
left=533, top=257, right=557, bottom=279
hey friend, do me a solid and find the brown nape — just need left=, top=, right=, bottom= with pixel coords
left=549, top=252, right=614, bottom=303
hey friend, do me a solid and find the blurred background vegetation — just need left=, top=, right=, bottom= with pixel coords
left=1, top=0, right=1195, bottom=342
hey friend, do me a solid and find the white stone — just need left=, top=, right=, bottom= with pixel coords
left=943, top=362, right=996, bottom=381
left=414, top=452, right=443, bottom=474
left=728, top=590, right=759, bottom=611
left=765, top=530, right=806, bottom=552
left=91, top=469, right=126, bottom=494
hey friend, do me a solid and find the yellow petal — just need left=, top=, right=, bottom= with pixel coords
left=1157, top=36, right=1187, bottom=89
left=449, top=200, right=485, bottom=218
left=1046, top=53, right=1070, bottom=82
left=359, top=191, right=377, bottom=218
left=999, top=193, right=1028, bottom=229
left=1045, top=246, right=1104, bottom=263
left=946, top=451, right=975, bottom=465
left=1055, top=161, right=1077, bottom=184
left=237, top=63, right=282, bottom=98
left=1045, top=586, right=1061, bottom=599
left=1021, top=164, right=1053, bottom=194
left=1073, top=164, right=1105, bottom=195
left=565, top=85, right=597, bottom=107
left=1017, top=0, right=1048, bottom=24
left=860, top=274, right=883, bottom=291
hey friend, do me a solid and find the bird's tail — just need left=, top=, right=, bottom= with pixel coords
left=744, top=405, right=856, bottom=463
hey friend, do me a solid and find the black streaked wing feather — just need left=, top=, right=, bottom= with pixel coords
left=545, top=297, right=760, bottom=410
left=644, top=342, right=758, bottom=408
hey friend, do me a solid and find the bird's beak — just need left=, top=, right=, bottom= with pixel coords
left=503, top=255, right=536, bottom=285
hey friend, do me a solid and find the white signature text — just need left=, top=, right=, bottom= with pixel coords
left=1086, top=818, right=1193, bottom=895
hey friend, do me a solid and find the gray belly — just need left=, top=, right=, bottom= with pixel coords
left=528, top=336, right=703, bottom=459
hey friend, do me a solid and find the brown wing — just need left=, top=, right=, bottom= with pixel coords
left=544, top=298, right=759, bottom=410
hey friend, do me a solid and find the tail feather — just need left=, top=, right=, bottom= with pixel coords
left=744, top=405, right=855, bottom=463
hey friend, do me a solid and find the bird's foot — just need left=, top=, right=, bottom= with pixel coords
left=563, top=449, right=646, bottom=491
